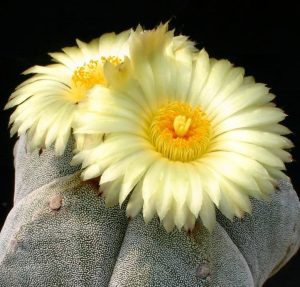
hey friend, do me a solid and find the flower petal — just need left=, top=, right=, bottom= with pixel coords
left=102, top=177, right=123, bottom=207
left=198, top=59, right=233, bottom=109
left=213, top=106, right=286, bottom=135
left=199, top=191, right=216, bottom=232
left=185, top=164, right=203, bottom=217
left=119, top=152, right=156, bottom=204
left=188, top=49, right=210, bottom=106
left=208, top=142, right=285, bottom=169
left=126, top=180, right=144, bottom=218
left=212, top=129, right=293, bottom=149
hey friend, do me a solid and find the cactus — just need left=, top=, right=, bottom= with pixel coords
left=0, top=135, right=299, bottom=286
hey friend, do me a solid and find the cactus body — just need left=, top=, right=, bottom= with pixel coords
left=0, top=136, right=299, bottom=286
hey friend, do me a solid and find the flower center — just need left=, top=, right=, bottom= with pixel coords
left=69, top=56, right=122, bottom=103
left=149, top=101, right=211, bottom=162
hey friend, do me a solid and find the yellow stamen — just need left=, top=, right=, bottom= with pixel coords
left=68, top=56, right=122, bottom=103
left=72, top=60, right=105, bottom=91
left=101, top=56, right=122, bottom=66
left=149, top=101, right=211, bottom=162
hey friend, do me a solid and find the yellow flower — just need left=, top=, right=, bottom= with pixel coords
left=5, top=29, right=131, bottom=155
left=75, top=25, right=293, bottom=232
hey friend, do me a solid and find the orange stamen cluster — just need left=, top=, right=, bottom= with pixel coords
left=149, top=101, right=211, bottom=161
left=69, top=56, right=122, bottom=103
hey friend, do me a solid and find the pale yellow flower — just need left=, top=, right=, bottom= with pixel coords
left=74, top=25, right=293, bottom=232
left=5, top=29, right=131, bottom=154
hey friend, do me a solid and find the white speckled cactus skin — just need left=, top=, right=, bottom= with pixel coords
left=0, top=135, right=299, bottom=287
